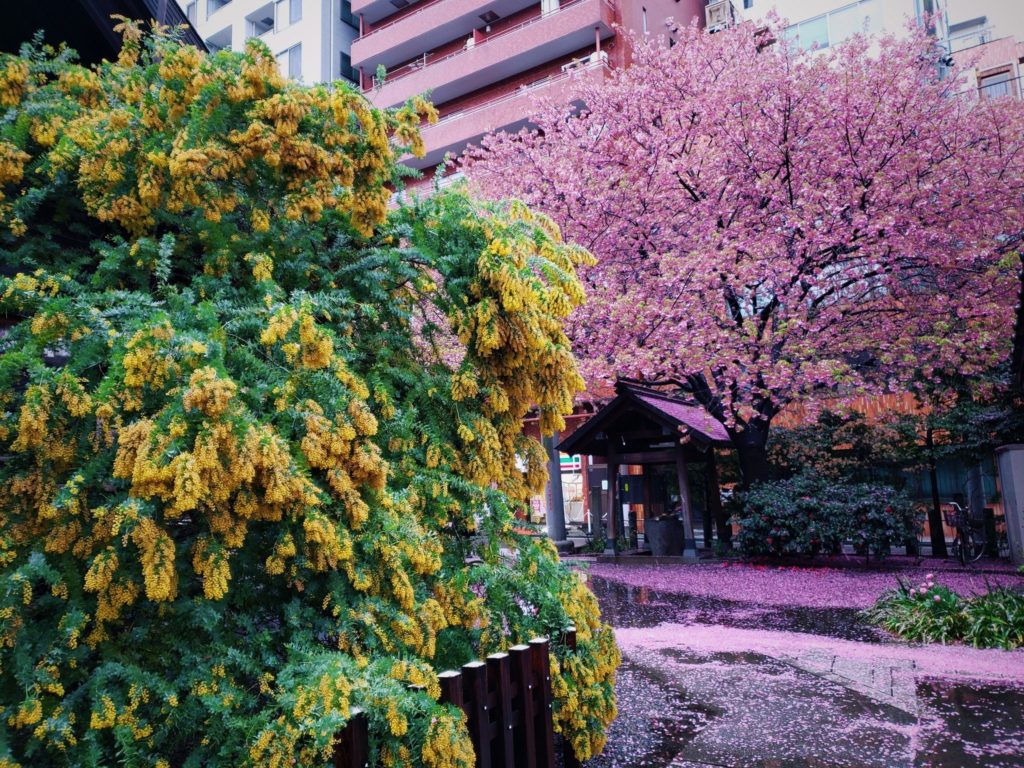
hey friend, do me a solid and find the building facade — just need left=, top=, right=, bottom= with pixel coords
left=350, top=0, right=708, bottom=174
left=180, top=0, right=360, bottom=84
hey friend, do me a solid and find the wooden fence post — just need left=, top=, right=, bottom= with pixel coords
left=530, top=637, right=556, bottom=768
left=509, top=644, right=538, bottom=768
left=333, top=708, right=369, bottom=768
left=462, top=660, right=492, bottom=768
left=334, top=635, right=568, bottom=768
left=487, top=652, right=515, bottom=768
left=438, top=669, right=464, bottom=710
left=561, top=627, right=580, bottom=768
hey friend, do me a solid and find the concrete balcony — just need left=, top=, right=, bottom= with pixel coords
left=353, top=0, right=409, bottom=26
left=365, top=0, right=615, bottom=109
left=405, top=56, right=610, bottom=169
left=352, top=0, right=537, bottom=71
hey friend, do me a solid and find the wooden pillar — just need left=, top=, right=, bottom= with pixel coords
left=640, top=468, right=652, bottom=551
left=706, top=449, right=730, bottom=546
left=674, top=445, right=698, bottom=558
left=605, top=458, right=618, bottom=555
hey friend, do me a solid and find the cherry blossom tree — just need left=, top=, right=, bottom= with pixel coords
left=467, top=22, right=1024, bottom=485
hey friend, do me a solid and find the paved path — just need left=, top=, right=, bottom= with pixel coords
left=607, top=625, right=1024, bottom=768
left=585, top=571, right=1024, bottom=768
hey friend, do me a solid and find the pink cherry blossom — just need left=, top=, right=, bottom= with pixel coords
left=467, top=22, right=1024, bottom=484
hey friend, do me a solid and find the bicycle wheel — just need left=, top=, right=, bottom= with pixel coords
left=965, top=530, right=985, bottom=563
left=952, top=535, right=965, bottom=566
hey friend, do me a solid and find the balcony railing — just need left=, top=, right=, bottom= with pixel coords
left=360, top=0, right=450, bottom=39
left=364, top=0, right=615, bottom=92
left=425, top=55, right=609, bottom=132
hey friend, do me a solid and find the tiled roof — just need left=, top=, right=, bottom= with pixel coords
left=634, top=394, right=730, bottom=443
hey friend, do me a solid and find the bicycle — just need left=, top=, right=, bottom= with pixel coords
left=944, top=502, right=985, bottom=565
left=993, top=513, right=1011, bottom=559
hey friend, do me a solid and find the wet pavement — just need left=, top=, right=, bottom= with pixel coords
left=583, top=573, right=1024, bottom=768
left=589, top=577, right=889, bottom=642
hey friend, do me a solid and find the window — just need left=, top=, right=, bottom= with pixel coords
left=186, top=2, right=198, bottom=23
left=794, top=14, right=827, bottom=47
left=340, top=0, right=358, bottom=29
left=541, top=0, right=559, bottom=16
left=340, top=52, right=359, bottom=84
left=279, top=44, right=302, bottom=80
left=743, top=0, right=753, bottom=8
left=207, top=0, right=232, bottom=19
left=783, top=1, right=876, bottom=51
left=829, top=0, right=875, bottom=44
left=980, top=70, right=1012, bottom=99
left=289, top=0, right=302, bottom=24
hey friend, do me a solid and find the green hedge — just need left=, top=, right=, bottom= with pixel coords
left=733, top=472, right=921, bottom=558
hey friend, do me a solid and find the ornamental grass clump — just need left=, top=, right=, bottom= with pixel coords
left=0, top=23, right=617, bottom=767
left=865, top=575, right=1024, bottom=650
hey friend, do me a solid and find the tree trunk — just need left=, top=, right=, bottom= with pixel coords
left=734, top=423, right=772, bottom=489
left=706, top=451, right=730, bottom=546
left=926, top=428, right=948, bottom=558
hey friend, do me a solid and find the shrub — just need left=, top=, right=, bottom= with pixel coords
left=732, top=472, right=845, bottom=557
left=963, top=587, right=1024, bottom=650
left=866, top=576, right=1024, bottom=650
left=0, top=25, right=617, bottom=767
left=842, top=484, right=921, bottom=558
left=863, top=575, right=967, bottom=644
left=733, top=472, right=921, bottom=558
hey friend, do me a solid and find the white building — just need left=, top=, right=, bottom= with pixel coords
left=739, top=0, right=1023, bottom=52
left=179, top=0, right=360, bottom=85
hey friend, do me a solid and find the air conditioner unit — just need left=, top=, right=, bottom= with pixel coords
left=705, top=0, right=735, bottom=33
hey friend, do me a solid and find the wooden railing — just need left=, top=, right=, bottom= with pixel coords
left=333, top=628, right=579, bottom=768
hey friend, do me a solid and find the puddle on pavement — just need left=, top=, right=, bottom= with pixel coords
left=916, top=679, right=1024, bottom=768
left=589, top=575, right=887, bottom=642
left=581, top=658, right=719, bottom=768
left=586, top=576, right=1024, bottom=767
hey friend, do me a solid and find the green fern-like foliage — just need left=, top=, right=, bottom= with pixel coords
left=0, top=23, right=617, bottom=767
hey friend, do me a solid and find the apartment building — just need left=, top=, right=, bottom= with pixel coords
left=742, top=0, right=948, bottom=48
left=949, top=15, right=1024, bottom=99
left=350, top=0, right=708, bottom=174
left=179, top=0, right=360, bottom=84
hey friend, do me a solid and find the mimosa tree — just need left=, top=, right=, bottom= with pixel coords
left=0, top=23, right=617, bottom=767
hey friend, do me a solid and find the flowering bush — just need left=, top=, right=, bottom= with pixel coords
left=0, top=24, right=616, bottom=767
left=843, top=486, right=921, bottom=559
left=733, top=472, right=921, bottom=558
left=865, top=576, right=1024, bottom=650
